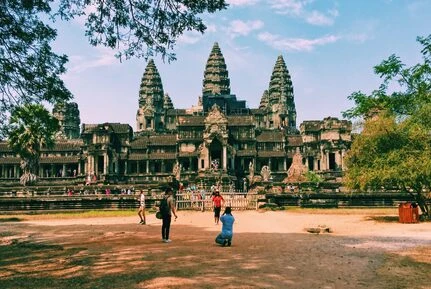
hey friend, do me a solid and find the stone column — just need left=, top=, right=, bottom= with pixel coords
left=103, top=153, right=108, bottom=174
left=341, top=150, right=345, bottom=170
left=62, top=164, right=66, bottom=177
left=223, top=146, right=227, bottom=170
left=146, top=160, right=150, bottom=173
left=336, top=151, right=342, bottom=170
left=14, top=165, right=18, bottom=178
left=284, top=158, right=287, bottom=171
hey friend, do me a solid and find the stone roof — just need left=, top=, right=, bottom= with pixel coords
left=129, top=153, right=148, bottom=161
left=256, top=130, right=285, bottom=142
left=130, top=136, right=149, bottom=149
left=236, top=149, right=257, bottom=157
left=0, top=142, right=13, bottom=152
left=178, top=151, right=199, bottom=157
left=286, top=135, right=303, bottom=146
left=40, top=156, right=80, bottom=164
left=300, top=121, right=321, bottom=132
left=41, top=140, right=83, bottom=152
left=250, top=108, right=265, bottom=115
left=81, top=123, right=132, bottom=135
left=177, top=116, right=205, bottom=126
left=148, top=152, right=176, bottom=159
left=227, top=116, right=254, bottom=126
left=0, top=157, right=20, bottom=164
left=257, top=151, right=285, bottom=157
left=148, top=135, right=177, bottom=146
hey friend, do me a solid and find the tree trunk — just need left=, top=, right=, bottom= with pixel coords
left=414, top=191, right=429, bottom=220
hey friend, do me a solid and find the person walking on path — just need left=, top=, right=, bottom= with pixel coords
left=215, top=207, right=235, bottom=247
left=212, top=191, right=224, bottom=225
left=138, top=190, right=146, bottom=225
left=160, top=187, right=178, bottom=243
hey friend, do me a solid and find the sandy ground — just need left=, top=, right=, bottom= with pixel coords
left=1, top=210, right=431, bottom=289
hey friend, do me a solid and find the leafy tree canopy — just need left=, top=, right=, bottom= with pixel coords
left=343, top=35, right=431, bottom=119
left=343, top=35, right=431, bottom=218
left=8, top=103, right=60, bottom=185
left=0, top=0, right=228, bottom=137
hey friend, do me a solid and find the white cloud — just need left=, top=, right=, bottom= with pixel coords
left=177, top=31, right=203, bottom=45
left=227, top=0, right=260, bottom=6
left=306, top=10, right=334, bottom=26
left=258, top=32, right=339, bottom=52
left=69, top=47, right=118, bottom=73
left=206, top=24, right=218, bottom=33
left=269, top=0, right=338, bottom=26
left=227, top=20, right=264, bottom=38
left=269, top=0, right=312, bottom=15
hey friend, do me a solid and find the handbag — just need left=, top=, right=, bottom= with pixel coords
left=156, top=211, right=163, bottom=219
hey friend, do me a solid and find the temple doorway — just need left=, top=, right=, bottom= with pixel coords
left=209, top=138, right=222, bottom=170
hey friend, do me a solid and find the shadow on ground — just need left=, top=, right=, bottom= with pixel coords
left=0, top=222, right=430, bottom=289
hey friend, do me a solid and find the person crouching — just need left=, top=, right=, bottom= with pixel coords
left=215, top=206, right=235, bottom=247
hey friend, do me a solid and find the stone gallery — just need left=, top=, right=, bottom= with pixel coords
left=0, top=43, right=352, bottom=189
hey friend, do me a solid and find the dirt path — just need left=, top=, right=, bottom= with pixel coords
left=1, top=210, right=430, bottom=289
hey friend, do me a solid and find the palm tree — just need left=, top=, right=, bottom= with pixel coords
left=7, top=104, right=60, bottom=186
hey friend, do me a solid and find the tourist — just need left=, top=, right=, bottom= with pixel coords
left=138, top=190, right=146, bottom=225
left=212, top=191, right=224, bottom=225
left=160, top=187, right=178, bottom=243
left=215, top=206, right=235, bottom=247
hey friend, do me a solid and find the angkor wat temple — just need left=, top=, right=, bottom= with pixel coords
left=0, top=43, right=352, bottom=190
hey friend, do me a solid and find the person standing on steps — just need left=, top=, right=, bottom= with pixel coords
left=160, top=187, right=178, bottom=243
left=138, top=190, right=146, bottom=224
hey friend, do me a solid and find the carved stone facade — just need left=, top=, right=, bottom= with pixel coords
left=0, top=42, right=352, bottom=188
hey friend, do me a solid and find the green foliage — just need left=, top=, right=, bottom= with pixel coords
left=305, top=171, right=323, bottom=183
left=343, top=35, right=431, bottom=119
left=1, top=0, right=227, bottom=137
left=343, top=35, right=431, bottom=217
left=56, top=0, right=228, bottom=61
left=0, top=0, right=72, bottom=136
left=8, top=104, right=60, bottom=185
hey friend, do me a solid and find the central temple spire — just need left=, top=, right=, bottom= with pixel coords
left=202, top=42, right=231, bottom=96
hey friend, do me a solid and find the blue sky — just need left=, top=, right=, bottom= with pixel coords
left=52, top=0, right=431, bottom=130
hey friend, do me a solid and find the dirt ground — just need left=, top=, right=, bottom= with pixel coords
left=0, top=209, right=430, bottom=289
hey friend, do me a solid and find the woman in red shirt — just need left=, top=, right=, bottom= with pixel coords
left=212, top=191, right=224, bottom=225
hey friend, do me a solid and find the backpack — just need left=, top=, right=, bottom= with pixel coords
left=159, top=197, right=170, bottom=216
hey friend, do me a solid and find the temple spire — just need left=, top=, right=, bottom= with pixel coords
left=163, top=93, right=174, bottom=110
left=202, top=42, right=231, bottom=96
left=136, top=59, right=165, bottom=132
left=138, top=59, right=164, bottom=111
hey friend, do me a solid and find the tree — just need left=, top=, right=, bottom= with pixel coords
left=8, top=104, right=60, bottom=186
left=1, top=0, right=228, bottom=136
left=343, top=35, right=431, bottom=218
left=0, top=0, right=72, bottom=136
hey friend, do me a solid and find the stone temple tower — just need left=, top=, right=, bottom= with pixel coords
left=136, top=59, right=165, bottom=132
left=52, top=102, right=81, bottom=139
left=202, top=42, right=231, bottom=96
left=260, top=55, right=297, bottom=130
left=201, top=42, right=246, bottom=114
